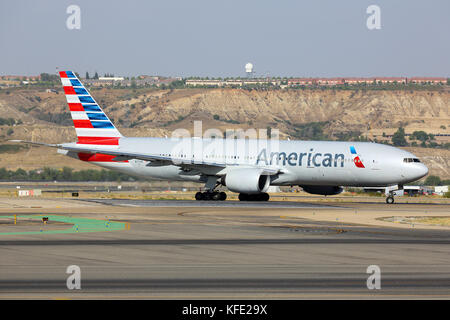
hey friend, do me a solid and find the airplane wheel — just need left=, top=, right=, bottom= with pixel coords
left=195, top=192, right=203, bottom=201
left=219, top=192, right=227, bottom=201
left=260, top=193, right=270, bottom=201
left=212, top=192, right=221, bottom=201
left=238, top=193, right=248, bottom=201
left=203, top=192, right=212, bottom=201
left=386, top=196, right=394, bottom=204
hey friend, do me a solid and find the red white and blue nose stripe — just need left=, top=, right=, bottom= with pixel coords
left=59, top=71, right=122, bottom=143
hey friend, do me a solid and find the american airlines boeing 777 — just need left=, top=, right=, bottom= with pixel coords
left=14, top=71, right=429, bottom=203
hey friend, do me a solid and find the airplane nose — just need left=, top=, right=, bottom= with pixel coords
left=412, top=164, right=429, bottom=180
left=420, top=164, right=429, bottom=178
left=402, top=162, right=428, bottom=182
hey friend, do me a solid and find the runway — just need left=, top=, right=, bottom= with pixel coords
left=2, top=269, right=449, bottom=297
left=2, top=238, right=450, bottom=246
left=0, top=198, right=449, bottom=299
left=82, top=198, right=343, bottom=208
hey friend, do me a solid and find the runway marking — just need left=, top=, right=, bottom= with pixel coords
left=0, top=215, right=126, bottom=235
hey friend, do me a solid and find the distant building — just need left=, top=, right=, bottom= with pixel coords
left=1, top=75, right=41, bottom=81
left=344, top=78, right=374, bottom=85
left=98, top=76, right=125, bottom=81
left=84, top=75, right=180, bottom=87
left=317, top=78, right=345, bottom=86
left=288, top=77, right=419, bottom=87
left=409, top=77, right=446, bottom=84
left=373, top=77, right=407, bottom=84
left=435, top=186, right=449, bottom=196
left=185, top=79, right=224, bottom=87
left=186, top=78, right=279, bottom=88
left=288, top=78, right=315, bottom=86
left=225, top=79, right=244, bottom=86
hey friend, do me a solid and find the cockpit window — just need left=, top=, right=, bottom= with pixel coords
left=403, top=158, right=421, bottom=163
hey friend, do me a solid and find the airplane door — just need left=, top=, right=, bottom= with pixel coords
left=371, top=158, right=381, bottom=170
left=192, top=138, right=203, bottom=164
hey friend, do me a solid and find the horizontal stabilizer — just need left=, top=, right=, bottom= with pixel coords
left=9, top=140, right=58, bottom=148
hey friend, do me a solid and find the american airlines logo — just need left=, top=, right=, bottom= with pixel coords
left=350, top=146, right=365, bottom=168
left=256, top=146, right=364, bottom=168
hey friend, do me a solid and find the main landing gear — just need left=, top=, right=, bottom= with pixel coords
left=195, top=191, right=227, bottom=201
left=238, top=193, right=270, bottom=201
left=194, top=176, right=270, bottom=202
left=195, top=176, right=226, bottom=201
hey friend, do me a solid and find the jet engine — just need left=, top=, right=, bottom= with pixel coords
left=301, top=185, right=343, bottom=195
left=222, top=169, right=270, bottom=194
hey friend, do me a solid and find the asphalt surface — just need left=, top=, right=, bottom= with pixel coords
left=83, top=198, right=343, bottom=208
left=0, top=199, right=449, bottom=299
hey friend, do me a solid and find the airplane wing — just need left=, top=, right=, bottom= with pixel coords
left=10, top=140, right=281, bottom=175
left=9, top=140, right=58, bottom=148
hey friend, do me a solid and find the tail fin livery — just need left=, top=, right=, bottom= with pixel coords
left=59, top=71, right=122, bottom=145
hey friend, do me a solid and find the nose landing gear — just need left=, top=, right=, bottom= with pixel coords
left=386, top=195, right=395, bottom=204
left=385, top=185, right=403, bottom=204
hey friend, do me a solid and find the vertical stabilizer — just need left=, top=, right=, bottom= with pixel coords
left=59, top=70, right=123, bottom=145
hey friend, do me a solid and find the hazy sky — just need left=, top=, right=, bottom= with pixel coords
left=0, top=0, right=449, bottom=77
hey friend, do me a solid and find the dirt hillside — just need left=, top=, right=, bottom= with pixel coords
left=0, top=87, right=448, bottom=178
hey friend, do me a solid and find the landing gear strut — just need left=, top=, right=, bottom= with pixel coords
left=238, top=193, right=270, bottom=201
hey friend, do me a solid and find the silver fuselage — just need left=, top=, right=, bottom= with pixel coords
left=63, top=137, right=428, bottom=187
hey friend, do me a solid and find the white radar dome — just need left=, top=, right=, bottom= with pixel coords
left=245, top=63, right=253, bottom=73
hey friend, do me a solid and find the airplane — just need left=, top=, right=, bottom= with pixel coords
left=13, top=71, right=429, bottom=204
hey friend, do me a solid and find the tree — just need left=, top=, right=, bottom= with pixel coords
left=392, top=127, right=408, bottom=146
left=85, top=72, right=90, bottom=79
left=424, top=175, right=441, bottom=186
left=410, top=130, right=430, bottom=142
left=94, top=72, right=99, bottom=79
left=40, top=73, right=58, bottom=82
left=61, top=167, right=73, bottom=180
left=169, top=80, right=185, bottom=89
left=14, top=168, right=28, bottom=180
